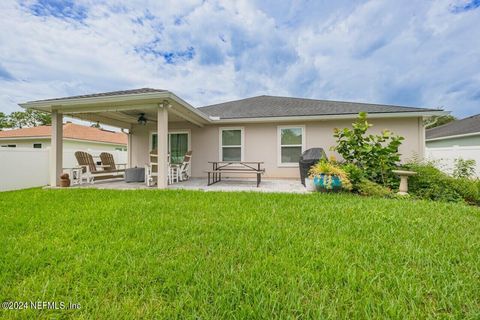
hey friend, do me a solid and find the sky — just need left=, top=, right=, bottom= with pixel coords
left=0, top=0, right=479, bottom=118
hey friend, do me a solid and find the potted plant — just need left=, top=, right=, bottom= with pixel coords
left=60, top=173, right=71, bottom=188
left=309, top=160, right=352, bottom=192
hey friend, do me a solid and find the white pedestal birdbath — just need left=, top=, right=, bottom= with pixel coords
left=392, top=170, right=417, bottom=195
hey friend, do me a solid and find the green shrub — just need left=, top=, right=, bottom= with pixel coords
left=450, top=178, right=480, bottom=204
left=404, top=161, right=480, bottom=204
left=332, top=112, right=404, bottom=186
left=341, top=163, right=364, bottom=187
left=453, top=158, right=476, bottom=179
left=340, top=163, right=392, bottom=197
left=356, top=178, right=392, bottom=197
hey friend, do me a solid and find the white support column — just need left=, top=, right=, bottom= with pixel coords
left=418, top=117, right=426, bottom=160
left=49, top=111, right=63, bottom=187
left=127, top=131, right=132, bottom=169
left=157, top=106, right=168, bottom=189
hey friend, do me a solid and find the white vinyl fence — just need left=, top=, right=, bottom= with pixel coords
left=0, top=148, right=50, bottom=191
left=0, top=148, right=127, bottom=192
left=425, top=146, right=480, bottom=177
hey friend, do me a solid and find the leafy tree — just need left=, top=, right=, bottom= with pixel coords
left=30, top=110, right=51, bottom=126
left=7, top=110, right=51, bottom=128
left=332, top=112, right=404, bottom=186
left=8, top=111, right=29, bottom=128
left=425, top=115, right=456, bottom=129
left=0, top=112, right=11, bottom=130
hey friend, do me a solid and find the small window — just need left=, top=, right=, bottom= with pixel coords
left=1, top=144, right=16, bottom=148
left=33, top=143, right=42, bottom=149
left=278, top=126, right=305, bottom=166
left=220, top=128, right=244, bottom=161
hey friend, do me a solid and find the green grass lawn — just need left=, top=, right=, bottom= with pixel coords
left=1, top=189, right=479, bottom=319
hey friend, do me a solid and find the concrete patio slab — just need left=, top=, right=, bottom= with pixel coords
left=70, top=178, right=308, bottom=193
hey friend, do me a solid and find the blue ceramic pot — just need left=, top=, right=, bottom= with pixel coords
left=313, top=174, right=342, bottom=192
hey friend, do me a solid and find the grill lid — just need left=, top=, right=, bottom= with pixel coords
left=300, top=148, right=327, bottom=161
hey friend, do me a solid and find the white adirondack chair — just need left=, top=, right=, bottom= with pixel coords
left=171, top=151, right=192, bottom=182
left=145, top=151, right=179, bottom=186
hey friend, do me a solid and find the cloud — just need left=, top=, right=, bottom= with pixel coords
left=0, top=64, right=15, bottom=80
left=22, top=0, right=88, bottom=21
left=0, top=0, right=479, bottom=118
left=450, top=0, right=480, bottom=13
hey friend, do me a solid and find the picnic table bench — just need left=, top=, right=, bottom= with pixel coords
left=206, top=161, right=265, bottom=187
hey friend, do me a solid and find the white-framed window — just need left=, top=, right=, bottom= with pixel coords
left=33, top=143, right=42, bottom=149
left=150, top=130, right=191, bottom=164
left=219, top=127, right=244, bottom=161
left=1, top=144, right=16, bottom=148
left=277, top=125, right=305, bottom=166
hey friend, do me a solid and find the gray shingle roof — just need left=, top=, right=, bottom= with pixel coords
left=198, top=95, right=439, bottom=119
left=30, top=88, right=166, bottom=102
left=426, top=114, right=480, bottom=140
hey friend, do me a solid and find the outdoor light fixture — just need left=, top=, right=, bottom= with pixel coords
left=137, top=113, right=147, bottom=125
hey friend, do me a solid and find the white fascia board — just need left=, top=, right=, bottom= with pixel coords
left=209, top=111, right=448, bottom=124
left=426, top=131, right=480, bottom=141
left=166, top=92, right=211, bottom=123
left=0, top=136, right=126, bottom=146
left=18, top=91, right=172, bottom=113
left=62, top=137, right=126, bottom=146
left=0, top=136, right=127, bottom=147
left=0, top=136, right=48, bottom=141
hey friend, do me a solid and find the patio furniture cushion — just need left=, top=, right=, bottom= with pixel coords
left=125, top=167, right=145, bottom=183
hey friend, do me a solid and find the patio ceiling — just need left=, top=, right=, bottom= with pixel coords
left=19, top=89, right=211, bottom=129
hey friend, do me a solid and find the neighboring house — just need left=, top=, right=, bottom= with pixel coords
left=426, top=114, right=480, bottom=175
left=0, top=122, right=127, bottom=150
left=19, top=88, right=445, bottom=188
left=426, top=114, right=480, bottom=148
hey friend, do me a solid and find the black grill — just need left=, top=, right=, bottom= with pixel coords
left=299, top=148, right=327, bottom=186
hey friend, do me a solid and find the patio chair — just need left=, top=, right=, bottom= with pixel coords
left=99, top=152, right=126, bottom=172
left=171, top=150, right=192, bottom=182
left=145, top=150, right=176, bottom=186
left=74, top=151, right=124, bottom=184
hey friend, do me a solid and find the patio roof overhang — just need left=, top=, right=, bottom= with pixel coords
left=19, top=89, right=211, bottom=129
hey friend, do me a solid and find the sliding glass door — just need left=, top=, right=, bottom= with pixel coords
left=169, top=133, right=188, bottom=164
left=151, top=132, right=189, bottom=164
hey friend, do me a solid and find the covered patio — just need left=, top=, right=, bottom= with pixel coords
left=20, top=88, right=211, bottom=189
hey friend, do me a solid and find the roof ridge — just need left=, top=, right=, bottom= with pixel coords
left=200, top=94, right=438, bottom=111
left=460, top=113, right=480, bottom=120
left=259, top=94, right=436, bottom=111
left=198, top=95, right=265, bottom=109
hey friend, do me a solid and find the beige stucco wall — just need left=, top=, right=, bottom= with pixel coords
left=0, top=138, right=125, bottom=150
left=130, top=117, right=424, bottom=179
left=130, top=124, right=154, bottom=167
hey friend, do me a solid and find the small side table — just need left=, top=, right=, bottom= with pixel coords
left=64, top=167, right=83, bottom=185
left=392, top=170, right=417, bottom=195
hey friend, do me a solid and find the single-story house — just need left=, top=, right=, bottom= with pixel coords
left=0, top=122, right=127, bottom=151
left=426, top=114, right=480, bottom=175
left=19, top=88, right=446, bottom=188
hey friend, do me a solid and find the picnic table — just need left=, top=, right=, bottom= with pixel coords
left=206, top=161, right=265, bottom=187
